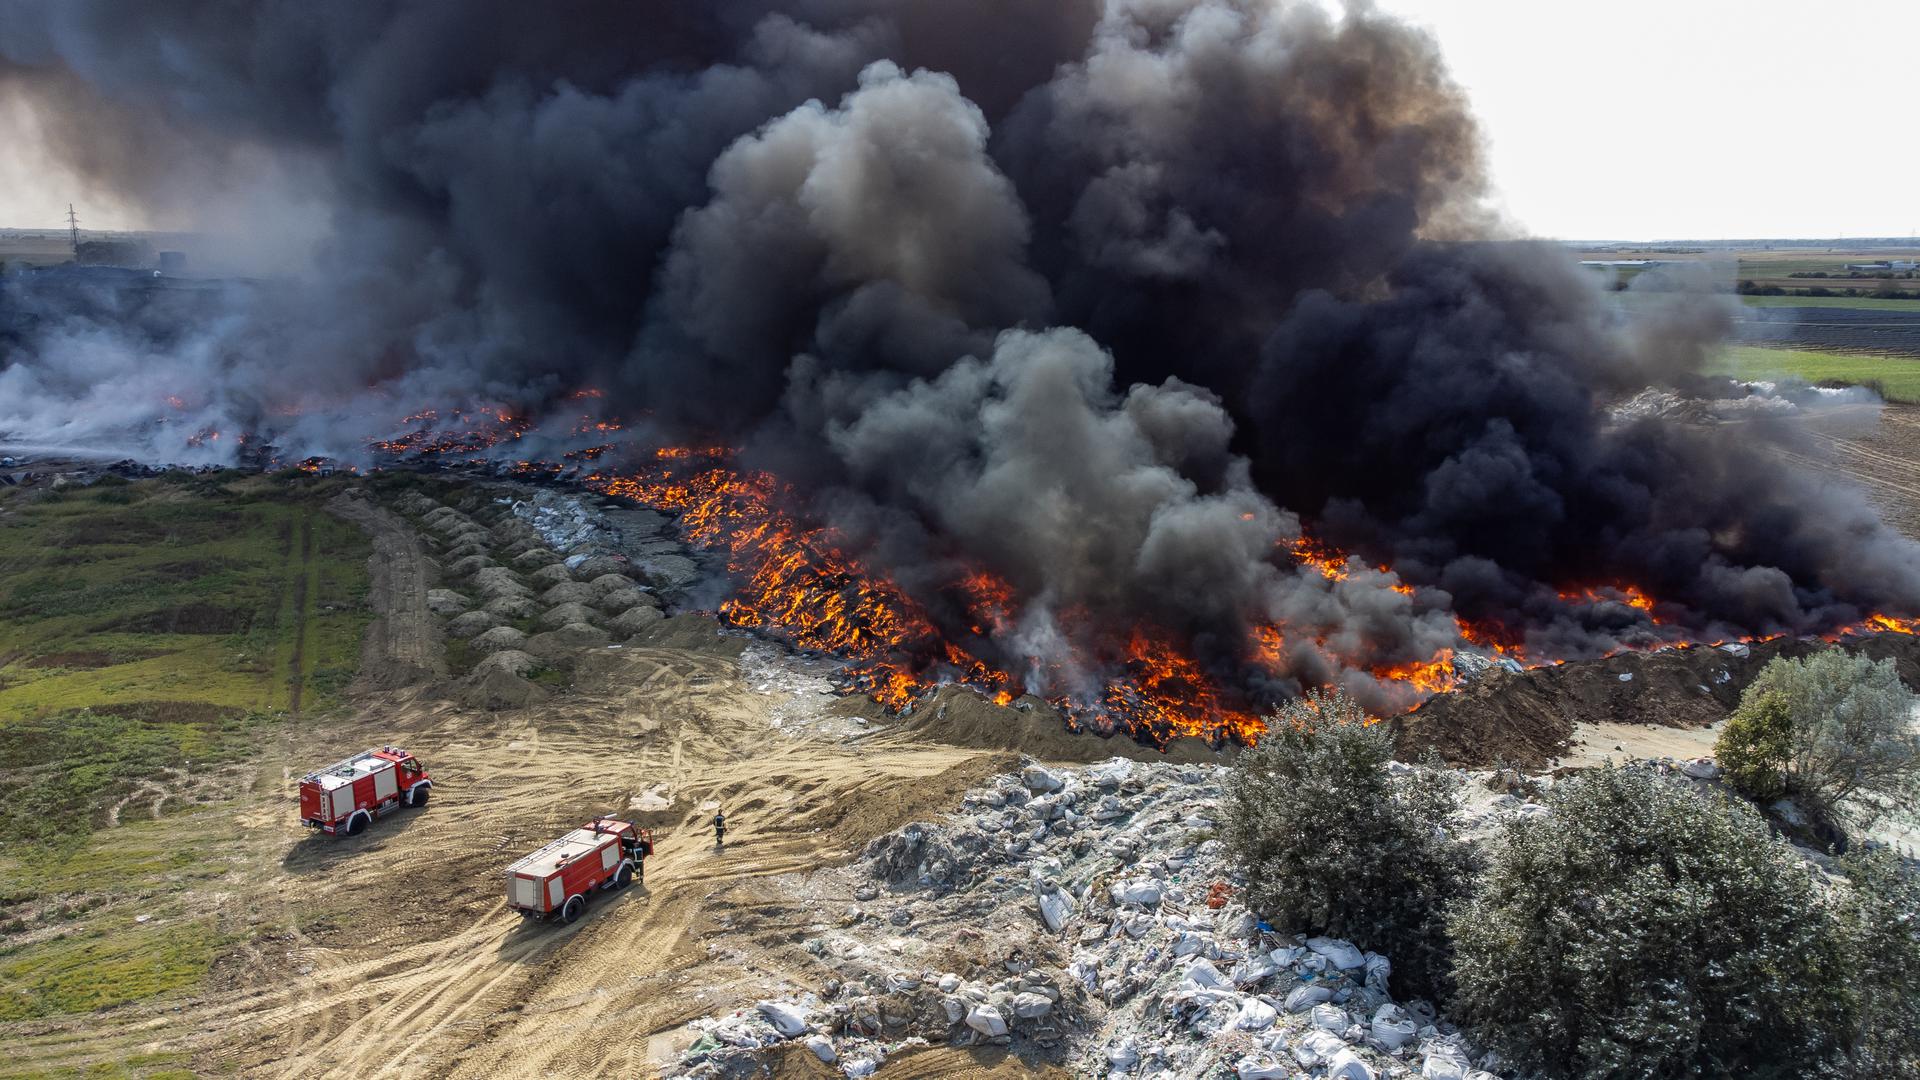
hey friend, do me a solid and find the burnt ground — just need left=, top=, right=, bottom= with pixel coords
left=1393, top=402, right=1920, bottom=768
left=1394, top=633, right=1920, bottom=768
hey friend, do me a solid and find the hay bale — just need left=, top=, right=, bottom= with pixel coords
left=446, top=554, right=493, bottom=579
left=425, top=589, right=470, bottom=617
left=483, top=595, right=539, bottom=621
left=539, top=602, right=602, bottom=629
left=472, top=626, right=530, bottom=653
left=499, top=537, right=542, bottom=559
left=396, top=493, right=439, bottom=515
left=514, top=547, right=563, bottom=570
left=609, top=605, right=666, bottom=638
left=595, top=587, right=654, bottom=615
left=529, top=563, right=573, bottom=589
left=422, top=506, right=462, bottom=527
left=571, top=554, right=631, bottom=581
left=540, top=581, right=598, bottom=606
left=448, top=610, right=503, bottom=638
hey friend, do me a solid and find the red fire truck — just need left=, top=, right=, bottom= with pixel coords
left=505, top=817, right=654, bottom=924
left=298, top=746, right=432, bottom=836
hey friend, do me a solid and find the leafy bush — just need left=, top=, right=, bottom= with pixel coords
left=1716, top=687, right=1793, bottom=798
left=1221, top=688, right=1470, bottom=998
left=1449, top=767, right=1851, bottom=1079
left=1834, top=850, right=1920, bottom=1078
left=1715, top=650, right=1920, bottom=830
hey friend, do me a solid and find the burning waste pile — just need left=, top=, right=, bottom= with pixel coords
left=8, top=1, right=1920, bottom=746
left=666, top=758, right=1521, bottom=1080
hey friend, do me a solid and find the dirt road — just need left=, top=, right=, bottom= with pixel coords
left=329, top=491, right=447, bottom=688
left=5, top=493, right=1026, bottom=1078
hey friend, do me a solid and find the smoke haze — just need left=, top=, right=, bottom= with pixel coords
left=3, top=0, right=1915, bottom=720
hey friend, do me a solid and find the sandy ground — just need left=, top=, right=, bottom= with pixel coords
left=12, top=399, right=1920, bottom=1076
left=1557, top=719, right=1721, bottom=770
left=5, top=489, right=1039, bottom=1079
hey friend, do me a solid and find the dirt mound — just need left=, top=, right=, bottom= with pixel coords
left=595, top=586, right=652, bottom=614
left=528, top=563, right=573, bottom=588
left=539, top=581, right=597, bottom=606
left=609, top=605, right=666, bottom=638
left=538, top=601, right=602, bottom=629
left=1394, top=632, right=1920, bottom=768
left=425, top=588, right=470, bottom=616
left=446, top=610, right=502, bottom=638
left=630, top=612, right=749, bottom=657
left=458, top=656, right=549, bottom=709
left=472, top=625, right=529, bottom=653
left=483, top=595, right=539, bottom=620
left=890, top=685, right=1224, bottom=765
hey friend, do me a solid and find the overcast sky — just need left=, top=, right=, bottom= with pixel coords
left=3, top=1, right=1916, bottom=241
left=1377, top=0, right=1920, bottom=241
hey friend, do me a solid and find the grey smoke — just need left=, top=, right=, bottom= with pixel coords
left=1, top=0, right=1916, bottom=724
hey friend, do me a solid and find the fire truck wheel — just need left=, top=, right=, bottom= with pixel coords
left=345, top=811, right=369, bottom=836
left=560, top=895, right=585, bottom=924
left=408, top=786, right=430, bottom=808
left=615, top=865, right=634, bottom=889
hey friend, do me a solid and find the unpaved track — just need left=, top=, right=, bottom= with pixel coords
left=196, top=650, right=1005, bottom=1078
left=6, top=487, right=1023, bottom=1078
left=329, top=491, right=446, bottom=688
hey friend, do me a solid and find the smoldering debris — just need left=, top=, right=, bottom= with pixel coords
left=3, top=0, right=1919, bottom=722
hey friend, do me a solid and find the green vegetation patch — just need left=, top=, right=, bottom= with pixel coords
left=0, top=705, right=264, bottom=847
left=1714, top=346, right=1920, bottom=404
left=0, top=480, right=373, bottom=719
left=1741, top=294, right=1920, bottom=311
left=0, top=916, right=224, bottom=1022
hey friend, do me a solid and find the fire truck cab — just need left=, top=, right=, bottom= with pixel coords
left=298, top=746, right=432, bottom=836
left=505, top=817, right=653, bottom=924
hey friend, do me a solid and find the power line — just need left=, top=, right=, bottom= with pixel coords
left=66, top=203, right=80, bottom=255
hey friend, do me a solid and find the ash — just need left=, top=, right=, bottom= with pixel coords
left=667, top=758, right=1519, bottom=1080
left=737, top=642, right=872, bottom=739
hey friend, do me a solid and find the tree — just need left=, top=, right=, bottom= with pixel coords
left=1220, top=688, right=1470, bottom=998
left=1715, top=650, right=1920, bottom=831
left=1716, top=687, right=1793, bottom=799
left=1449, top=767, right=1852, bottom=1079
left=1833, top=849, right=1920, bottom=1078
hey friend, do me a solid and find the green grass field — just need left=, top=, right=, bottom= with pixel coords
left=1714, top=346, right=1920, bottom=404
left=1739, top=295, right=1920, bottom=311
left=0, top=474, right=371, bottom=1028
left=0, top=475, right=370, bottom=848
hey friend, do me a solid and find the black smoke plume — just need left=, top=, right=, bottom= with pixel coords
left=3, top=0, right=1916, bottom=719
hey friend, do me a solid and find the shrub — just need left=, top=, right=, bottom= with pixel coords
left=1221, top=688, right=1470, bottom=998
left=1716, top=687, right=1793, bottom=798
left=1834, top=850, right=1920, bottom=1078
left=1715, top=650, right=1920, bottom=831
left=1449, top=767, right=1851, bottom=1079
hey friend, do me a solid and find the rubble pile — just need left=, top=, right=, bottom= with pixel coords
left=666, top=759, right=1518, bottom=1080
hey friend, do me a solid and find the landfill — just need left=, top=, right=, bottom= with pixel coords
left=665, top=757, right=1525, bottom=1080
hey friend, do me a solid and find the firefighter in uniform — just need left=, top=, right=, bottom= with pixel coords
left=713, top=809, right=727, bottom=848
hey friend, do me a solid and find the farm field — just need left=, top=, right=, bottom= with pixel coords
left=1741, top=294, right=1920, bottom=311
left=0, top=474, right=370, bottom=1032
left=1715, top=346, right=1920, bottom=404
